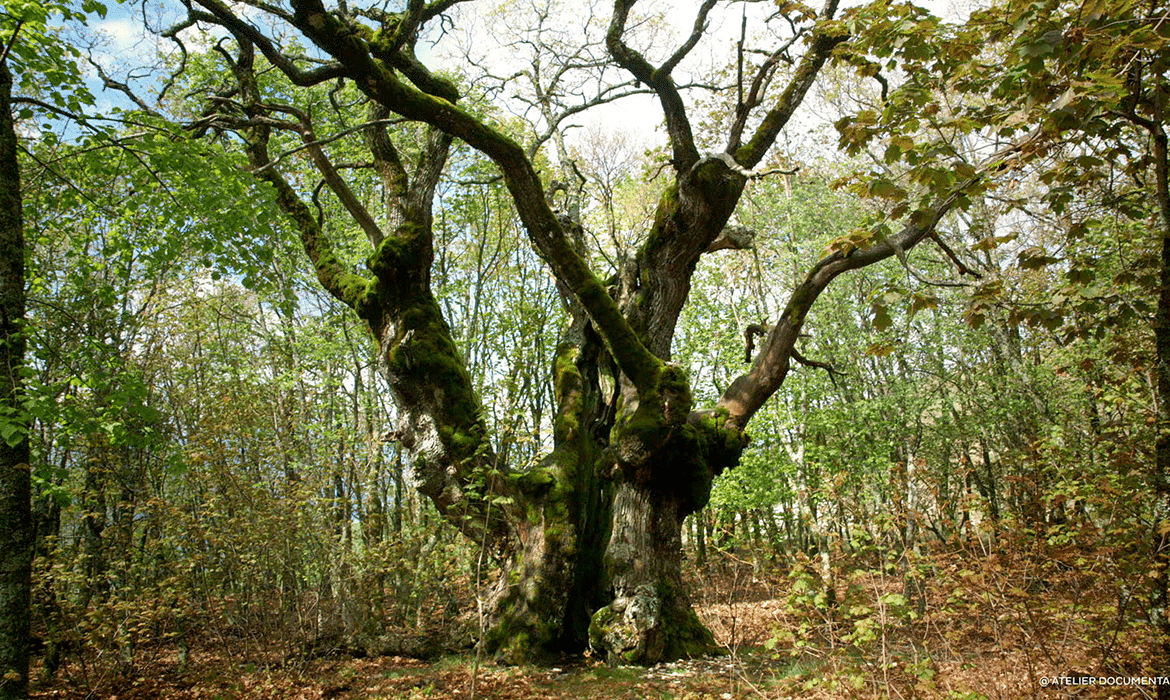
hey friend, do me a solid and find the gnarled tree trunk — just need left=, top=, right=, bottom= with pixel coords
left=179, top=0, right=987, bottom=667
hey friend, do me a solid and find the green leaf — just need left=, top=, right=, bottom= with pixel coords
left=1017, top=246, right=1061, bottom=270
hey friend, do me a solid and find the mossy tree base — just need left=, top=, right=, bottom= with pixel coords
left=588, top=588, right=721, bottom=665
left=480, top=522, right=580, bottom=665
left=588, top=483, right=723, bottom=665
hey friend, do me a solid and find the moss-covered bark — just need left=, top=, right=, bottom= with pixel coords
left=585, top=362, right=746, bottom=664
left=628, top=157, right=746, bottom=358
left=589, top=484, right=719, bottom=665
left=482, top=335, right=614, bottom=661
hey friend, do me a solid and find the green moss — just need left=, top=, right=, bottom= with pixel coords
left=382, top=296, right=488, bottom=463
left=513, top=468, right=555, bottom=495
left=259, top=165, right=378, bottom=315
left=352, top=224, right=433, bottom=319
left=616, top=411, right=663, bottom=446
left=692, top=157, right=731, bottom=195
left=653, top=364, right=691, bottom=410
left=607, top=362, right=707, bottom=493
left=366, top=230, right=415, bottom=277
left=336, top=274, right=373, bottom=313
left=365, top=25, right=401, bottom=56
left=693, top=408, right=749, bottom=480
left=552, top=344, right=584, bottom=442
left=568, top=270, right=661, bottom=387
left=485, top=581, right=567, bottom=665
left=587, top=605, right=620, bottom=653
left=640, top=185, right=680, bottom=278
left=441, top=426, right=481, bottom=457
left=663, top=606, right=723, bottom=660
left=589, top=592, right=721, bottom=665
left=652, top=184, right=679, bottom=229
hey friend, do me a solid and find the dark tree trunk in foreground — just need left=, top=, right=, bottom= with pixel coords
left=1157, top=167, right=1170, bottom=700
left=1132, top=77, right=1170, bottom=700
left=176, top=0, right=998, bottom=664
left=0, top=58, right=32, bottom=700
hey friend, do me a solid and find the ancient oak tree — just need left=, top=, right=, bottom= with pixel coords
left=166, top=0, right=989, bottom=664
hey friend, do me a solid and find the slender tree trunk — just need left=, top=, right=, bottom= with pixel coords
left=78, top=454, right=108, bottom=609
left=1144, top=90, right=1170, bottom=700
left=1157, top=205, right=1170, bottom=700
left=0, top=58, right=32, bottom=700
left=694, top=512, right=707, bottom=567
left=32, top=466, right=62, bottom=681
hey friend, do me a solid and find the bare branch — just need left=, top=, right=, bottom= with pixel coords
left=734, top=24, right=847, bottom=169
left=791, top=346, right=845, bottom=381
left=660, top=0, right=718, bottom=76
left=85, top=56, right=161, bottom=117
left=606, top=0, right=700, bottom=173
left=726, top=27, right=810, bottom=153
left=526, top=81, right=655, bottom=160
left=930, top=231, right=983, bottom=278
left=233, top=114, right=407, bottom=173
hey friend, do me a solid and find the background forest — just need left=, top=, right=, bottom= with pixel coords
left=0, top=0, right=1167, bottom=698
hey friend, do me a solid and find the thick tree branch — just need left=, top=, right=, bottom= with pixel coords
left=706, top=224, right=756, bottom=253
left=660, top=0, right=718, bottom=76
left=366, top=103, right=411, bottom=236
left=407, top=125, right=453, bottom=227
left=254, top=147, right=371, bottom=310
left=206, top=35, right=510, bottom=556
left=717, top=197, right=955, bottom=428
left=735, top=22, right=846, bottom=169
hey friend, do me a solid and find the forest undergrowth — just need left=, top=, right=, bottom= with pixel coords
left=26, top=525, right=1159, bottom=700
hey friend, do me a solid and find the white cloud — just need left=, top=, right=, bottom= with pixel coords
left=94, top=17, right=142, bottom=52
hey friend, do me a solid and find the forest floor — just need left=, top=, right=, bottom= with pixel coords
left=28, top=550, right=1161, bottom=700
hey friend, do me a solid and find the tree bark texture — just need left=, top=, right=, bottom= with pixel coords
left=0, top=58, right=32, bottom=700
